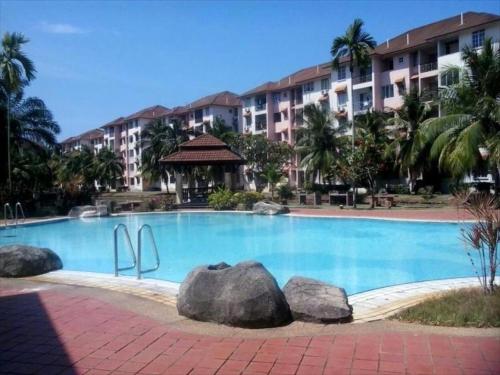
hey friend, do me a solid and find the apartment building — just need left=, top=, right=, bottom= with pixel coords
left=169, top=91, right=242, bottom=134
left=60, top=128, right=104, bottom=154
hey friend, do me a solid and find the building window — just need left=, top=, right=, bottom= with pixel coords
left=129, top=163, right=135, bottom=171
left=303, top=82, right=314, bottom=92
left=129, top=135, right=134, bottom=143
left=441, top=70, right=459, bottom=86
left=321, top=78, right=330, bottom=91
left=295, top=108, right=304, bottom=126
left=244, top=97, right=251, bottom=107
left=382, top=58, right=394, bottom=71
left=382, top=85, right=394, bottom=99
left=203, top=107, right=209, bottom=116
left=228, top=108, right=232, bottom=114
left=245, top=115, right=252, bottom=128
left=194, top=109, right=203, bottom=123
left=273, top=112, right=282, bottom=123
left=337, top=92, right=348, bottom=106
left=272, top=92, right=281, bottom=103
left=411, top=52, right=418, bottom=67
left=444, top=39, right=459, bottom=54
left=169, top=174, right=176, bottom=183
left=398, top=57, right=404, bottom=64
left=130, top=178, right=135, bottom=186
left=136, top=177, right=140, bottom=185
left=256, top=95, right=266, bottom=111
left=128, top=149, right=134, bottom=157
left=472, top=30, right=485, bottom=48
left=337, top=66, right=346, bottom=80
left=255, top=114, right=267, bottom=130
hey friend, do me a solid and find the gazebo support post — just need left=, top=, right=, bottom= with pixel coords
left=175, top=171, right=183, bottom=204
left=224, top=171, right=232, bottom=191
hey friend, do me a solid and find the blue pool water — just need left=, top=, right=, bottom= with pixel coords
left=0, top=213, right=473, bottom=295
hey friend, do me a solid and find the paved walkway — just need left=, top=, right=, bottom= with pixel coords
left=1, top=285, right=499, bottom=375
left=289, top=208, right=472, bottom=222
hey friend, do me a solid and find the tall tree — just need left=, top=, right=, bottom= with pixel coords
left=140, top=119, right=188, bottom=192
left=0, top=32, right=36, bottom=193
left=387, top=90, right=433, bottom=192
left=206, top=117, right=236, bottom=144
left=296, top=104, right=348, bottom=185
left=421, top=38, right=500, bottom=188
left=331, top=19, right=376, bottom=151
left=94, top=148, right=124, bottom=190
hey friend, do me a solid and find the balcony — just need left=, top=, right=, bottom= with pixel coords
left=420, top=89, right=439, bottom=102
left=354, top=101, right=372, bottom=112
left=420, top=61, right=437, bottom=73
left=352, top=74, right=372, bottom=85
left=255, top=103, right=266, bottom=111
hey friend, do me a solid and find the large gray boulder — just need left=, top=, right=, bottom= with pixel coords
left=177, top=261, right=291, bottom=328
left=283, top=276, right=352, bottom=323
left=252, top=201, right=290, bottom=215
left=0, top=245, right=63, bottom=277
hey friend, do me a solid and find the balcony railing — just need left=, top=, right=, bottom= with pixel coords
left=421, top=89, right=439, bottom=102
left=354, top=101, right=373, bottom=112
left=352, top=74, right=372, bottom=84
left=420, top=61, right=438, bottom=73
left=255, top=103, right=266, bottom=111
left=255, top=121, right=267, bottom=131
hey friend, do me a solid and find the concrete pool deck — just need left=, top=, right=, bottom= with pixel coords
left=1, top=278, right=499, bottom=375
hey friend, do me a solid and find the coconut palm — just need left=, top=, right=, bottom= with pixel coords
left=94, top=148, right=124, bottom=190
left=355, top=109, right=389, bottom=144
left=331, top=19, right=376, bottom=150
left=296, top=104, right=348, bottom=184
left=140, top=119, right=188, bottom=192
left=421, top=38, right=500, bottom=187
left=207, top=117, right=236, bottom=144
left=387, top=89, right=433, bottom=192
left=0, top=32, right=36, bottom=192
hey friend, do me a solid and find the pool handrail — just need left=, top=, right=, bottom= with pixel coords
left=3, top=203, right=14, bottom=228
left=137, top=224, right=160, bottom=280
left=113, top=223, right=137, bottom=277
left=15, top=202, right=25, bottom=225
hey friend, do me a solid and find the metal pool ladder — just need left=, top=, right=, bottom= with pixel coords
left=113, top=223, right=160, bottom=279
left=137, top=224, right=160, bottom=280
left=3, top=203, right=14, bottom=228
left=15, top=202, right=25, bottom=225
left=113, top=224, right=137, bottom=277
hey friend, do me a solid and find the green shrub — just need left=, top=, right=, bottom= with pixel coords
left=232, top=191, right=264, bottom=210
left=208, top=188, right=236, bottom=210
left=277, top=185, right=294, bottom=201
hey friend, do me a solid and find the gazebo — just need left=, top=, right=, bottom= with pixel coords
left=160, top=134, right=245, bottom=205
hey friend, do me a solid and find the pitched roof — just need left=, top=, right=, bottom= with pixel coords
left=123, top=105, right=171, bottom=121
left=102, top=116, right=125, bottom=128
left=161, top=134, right=245, bottom=165
left=61, top=128, right=104, bottom=144
left=185, top=91, right=241, bottom=110
left=374, top=12, right=500, bottom=55
left=241, top=63, right=331, bottom=96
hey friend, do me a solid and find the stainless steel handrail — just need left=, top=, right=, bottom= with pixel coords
left=113, top=224, right=137, bottom=277
left=3, top=203, right=14, bottom=228
left=137, top=224, right=160, bottom=279
left=15, top=202, right=25, bottom=224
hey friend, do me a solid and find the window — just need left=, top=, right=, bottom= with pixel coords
left=272, top=92, right=281, bottom=103
left=245, top=115, right=252, bottom=127
left=303, top=81, right=314, bottom=92
left=256, top=95, right=266, bottom=111
left=255, top=114, right=267, bottom=130
left=194, top=109, right=203, bottom=123
left=129, top=163, right=135, bottom=172
left=472, top=30, right=485, bottom=48
left=128, top=149, right=134, bottom=157
left=337, top=92, right=348, bottom=106
left=337, top=66, right=346, bottom=80
left=273, top=112, right=282, bottom=123
left=398, top=57, right=404, bottom=64
left=411, top=52, right=418, bottom=67
left=228, top=108, right=232, bottom=114
left=444, top=39, right=459, bottom=54
left=283, top=109, right=289, bottom=121
left=382, top=85, right=394, bottom=99
left=136, top=177, right=140, bottom=185
left=382, top=58, right=394, bottom=71
left=244, top=97, right=251, bottom=107
left=129, top=178, right=135, bottom=186
left=129, top=135, right=134, bottom=143
left=321, top=78, right=330, bottom=91
left=295, top=108, right=304, bottom=126
left=441, top=70, right=459, bottom=86
left=169, top=174, right=176, bottom=184
left=203, top=107, right=209, bottom=116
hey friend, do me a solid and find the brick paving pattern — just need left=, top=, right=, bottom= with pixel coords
left=1, top=287, right=499, bottom=375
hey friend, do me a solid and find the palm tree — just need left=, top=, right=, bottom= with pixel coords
left=331, top=19, right=376, bottom=151
left=421, top=38, right=500, bottom=188
left=140, top=119, right=188, bottom=192
left=95, top=148, right=124, bottom=190
left=207, top=117, right=236, bottom=143
left=355, top=110, right=389, bottom=144
left=387, top=89, right=433, bottom=192
left=0, top=32, right=36, bottom=193
left=296, top=104, right=347, bottom=184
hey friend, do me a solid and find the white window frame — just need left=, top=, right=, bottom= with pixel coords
left=472, top=29, right=485, bottom=48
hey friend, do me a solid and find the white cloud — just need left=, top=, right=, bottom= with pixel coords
left=40, top=22, right=88, bottom=35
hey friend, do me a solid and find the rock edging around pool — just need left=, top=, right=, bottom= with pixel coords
left=177, top=261, right=352, bottom=328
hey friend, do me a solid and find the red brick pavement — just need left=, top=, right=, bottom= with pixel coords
left=0, top=287, right=499, bottom=375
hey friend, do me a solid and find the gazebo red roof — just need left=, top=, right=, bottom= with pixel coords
left=160, top=134, right=245, bottom=166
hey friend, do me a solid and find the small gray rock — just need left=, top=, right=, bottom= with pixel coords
left=0, top=244, right=63, bottom=277
left=283, top=276, right=352, bottom=323
left=252, top=201, right=290, bottom=215
left=177, top=261, right=291, bottom=328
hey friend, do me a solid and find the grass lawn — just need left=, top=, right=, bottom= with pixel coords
left=392, top=287, right=500, bottom=328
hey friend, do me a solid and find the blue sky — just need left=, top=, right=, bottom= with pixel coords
left=1, top=0, right=499, bottom=140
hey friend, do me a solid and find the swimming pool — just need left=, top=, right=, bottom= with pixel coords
left=0, top=212, right=474, bottom=295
